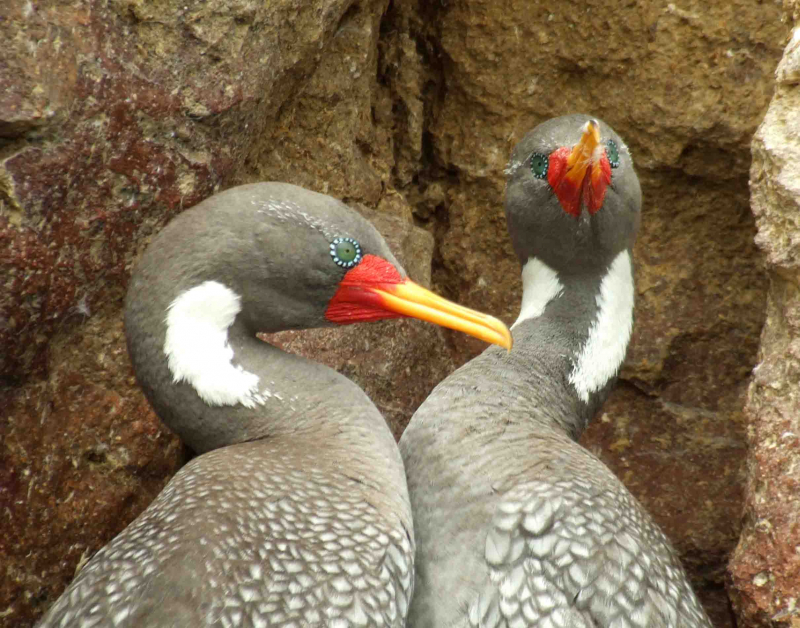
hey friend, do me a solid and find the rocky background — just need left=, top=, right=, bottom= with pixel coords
left=0, top=0, right=793, bottom=626
left=728, top=1, right=800, bottom=626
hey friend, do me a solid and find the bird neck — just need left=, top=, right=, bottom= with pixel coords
left=512, top=248, right=635, bottom=435
left=408, top=248, right=634, bottom=446
left=125, top=277, right=402, bottom=469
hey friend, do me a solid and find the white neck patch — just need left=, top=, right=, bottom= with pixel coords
left=164, top=281, right=270, bottom=408
left=569, top=250, right=634, bottom=403
left=512, top=257, right=564, bottom=328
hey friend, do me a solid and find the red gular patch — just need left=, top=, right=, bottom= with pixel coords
left=325, top=254, right=405, bottom=324
left=547, top=147, right=612, bottom=218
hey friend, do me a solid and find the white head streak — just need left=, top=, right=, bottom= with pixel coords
left=256, top=198, right=335, bottom=240
left=511, top=257, right=564, bottom=329
left=503, top=157, right=525, bottom=178
left=569, top=250, right=634, bottom=402
left=164, top=281, right=270, bottom=408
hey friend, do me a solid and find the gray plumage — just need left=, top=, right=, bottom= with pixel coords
left=400, top=115, right=713, bottom=628
left=37, top=183, right=414, bottom=628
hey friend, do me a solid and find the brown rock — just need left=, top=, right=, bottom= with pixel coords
left=0, top=312, right=185, bottom=625
left=728, top=24, right=800, bottom=628
left=0, top=0, right=792, bottom=626
left=243, top=2, right=389, bottom=205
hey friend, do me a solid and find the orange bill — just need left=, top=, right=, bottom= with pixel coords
left=372, top=279, right=513, bottom=351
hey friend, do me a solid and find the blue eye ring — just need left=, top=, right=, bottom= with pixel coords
left=606, top=139, right=620, bottom=169
left=330, top=237, right=363, bottom=269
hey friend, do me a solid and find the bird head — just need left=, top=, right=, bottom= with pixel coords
left=504, top=114, right=641, bottom=273
left=185, top=183, right=512, bottom=350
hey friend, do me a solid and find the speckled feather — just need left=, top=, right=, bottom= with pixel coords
left=401, top=340, right=710, bottom=628
left=39, top=443, right=413, bottom=628
left=476, top=451, right=710, bottom=628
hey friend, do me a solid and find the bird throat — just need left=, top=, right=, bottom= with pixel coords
left=325, top=254, right=405, bottom=323
left=547, top=146, right=612, bottom=218
left=514, top=251, right=634, bottom=406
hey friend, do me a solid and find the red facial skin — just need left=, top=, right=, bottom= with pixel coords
left=547, top=147, right=612, bottom=218
left=325, top=254, right=405, bottom=323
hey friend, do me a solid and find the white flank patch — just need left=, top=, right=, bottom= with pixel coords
left=569, top=250, right=634, bottom=403
left=511, top=257, right=564, bottom=329
left=164, top=281, right=269, bottom=408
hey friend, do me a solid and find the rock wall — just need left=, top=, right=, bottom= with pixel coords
left=728, top=5, right=800, bottom=626
left=0, top=0, right=789, bottom=626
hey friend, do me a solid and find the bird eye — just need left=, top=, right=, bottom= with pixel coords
left=330, top=237, right=363, bottom=268
left=606, top=139, right=620, bottom=169
left=530, top=153, right=549, bottom=179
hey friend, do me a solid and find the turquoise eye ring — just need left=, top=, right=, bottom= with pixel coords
left=330, top=237, right=363, bottom=269
left=606, top=140, right=620, bottom=169
left=530, top=153, right=549, bottom=179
